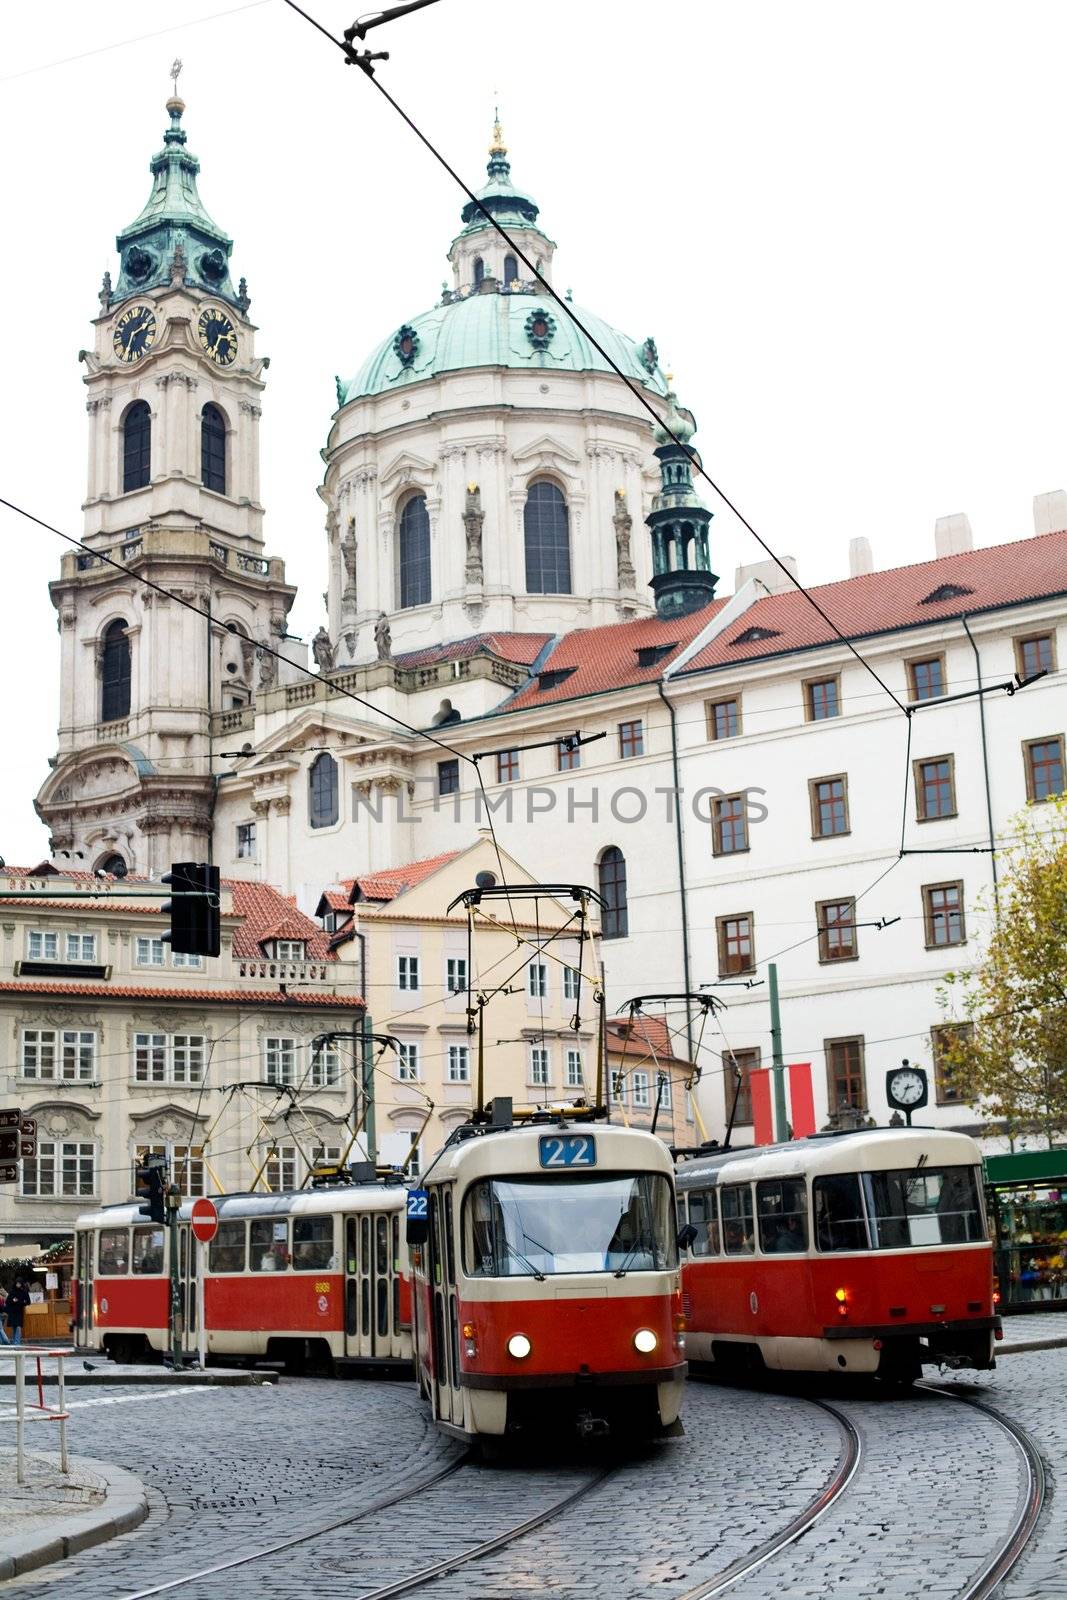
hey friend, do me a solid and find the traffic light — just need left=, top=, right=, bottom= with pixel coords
left=135, top=1157, right=167, bottom=1225
left=161, top=862, right=221, bottom=957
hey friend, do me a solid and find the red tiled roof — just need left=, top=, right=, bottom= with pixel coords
left=606, top=1013, right=692, bottom=1066
left=394, top=633, right=552, bottom=669
left=3, top=866, right=153, bottom=884
left=501, top=606, right=724, bottom=711
left=350, top=850, right=462, bottom=904
left=0, top=898, right=162, bottom=916
left=0, top=981, right=364, bottom=1009
left=223, top=879, right=334, bottom=960
left=681, top=529, right=1067, bottom=675
left=318, top=889, right=351, bottom=914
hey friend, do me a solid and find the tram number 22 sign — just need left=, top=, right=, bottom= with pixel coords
left=539, top=1134, right=597, bottom=1169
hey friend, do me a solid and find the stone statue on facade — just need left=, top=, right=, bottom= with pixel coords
left=312, top=626, right=334, bottom=674
left=375, top=612, right=392, bottom=662
left=463, top=482, right=484, bottom=586
left=341, top=517, right=358, bottom=606
left=257, top=642, right=277, bottom=690
left=614, top=488, right=636, bottom=589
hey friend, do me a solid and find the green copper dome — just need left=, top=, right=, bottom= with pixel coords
left=339, top=290, right=668, bottom=406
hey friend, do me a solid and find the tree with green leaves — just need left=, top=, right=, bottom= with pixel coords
left=939, top=794, right=1067, bottom=1146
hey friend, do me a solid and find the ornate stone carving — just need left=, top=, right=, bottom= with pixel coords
left=525, top=307, right=556, bottom=350
left=312, top=627, right=334, bottom=674
left=273, top=795, right=291, bottom=816
left=98, top=271, right=112, bottom=311
left=250, top=798, right=271, bottom=818
left=237, top=277, right=251, bottom=314
left=238, top=634, right=255, bottom=680
left=463, top=482, right=484, bottom=586
left=614, top=488, right=636, bottom=589
left=257, top=642, right=277, bottom=689
left=393, top=325, right=420, bottom=367
left=341, top=518, right=358, bottom=609
left=375, top=613, right=392, bottom=662
left=640, top=336, right=658, bottom=374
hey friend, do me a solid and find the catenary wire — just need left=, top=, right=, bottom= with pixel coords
left=0, top=1, right=273, bottom=84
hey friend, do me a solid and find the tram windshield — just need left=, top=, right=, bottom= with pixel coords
left=463, top=1173, right=677, bottom=1277
left=814, top=1165, right=985, bottom=1251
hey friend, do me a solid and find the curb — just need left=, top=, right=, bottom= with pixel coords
left=0, top=1452, right=148, bottom=1581
left=0, top=1366, right=279, bottom=1387
left=998, top=1336, right=1067, bottom=1357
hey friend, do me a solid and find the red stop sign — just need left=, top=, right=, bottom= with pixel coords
left=191, top=1197, right=219, bottom=1243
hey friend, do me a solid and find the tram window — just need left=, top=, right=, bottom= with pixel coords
left=862, top=1166, right=984, bottom=1249
left=688, top=1190, right=720, bottom=1256
left=813, top=1175, right=869, bottom=1252
left=251, top=1218, right=289, bottom=1271
left=393, top=1272, right=401, bottom=1333
left=361, top=1276, right=370, bottom=1337
left=444, top=1196, right=456, bottom=1285
left=377, top=1276, right=389, bottom=1337
left=720, top=1185, right=755, bottom=1254
left=98, top=1228, right=130, bottom=1275
left=391, top=1215, right=400, bottom=1272
left=360, top=1215, right=370, bottom=1273
left=293, top=1216, right=335, bottom=1271
left=132, top=1225, right=165, bottom=1275
left=210, top=1220, right=246, bottom=1273
left=346, top=1216, right=358, bottom=1274
left=463, top=1173, right=677, bottom=1276
left=756, top=1179, right=808, bottom=1253
left=429, top=1193, right=443, bottom=1286
left=376, top=1215, right=389, bottom=1276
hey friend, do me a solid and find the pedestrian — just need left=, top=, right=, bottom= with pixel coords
left=0, top=1285, right=10, bottom=1345
left=5, top=1278, right=30, bottom=1345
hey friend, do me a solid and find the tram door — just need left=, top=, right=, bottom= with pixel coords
left=344, top=1211, right=394, bottom=1359
left=427, top=1186, right=462, bottom=1424
left=76, top=1231, right=94, bottom=1342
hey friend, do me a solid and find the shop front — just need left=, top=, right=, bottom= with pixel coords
left=984, top=1150, right=1067, bottom=1313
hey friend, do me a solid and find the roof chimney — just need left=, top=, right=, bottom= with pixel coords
left=733, top=554, right=799, bottom=596
left=1033, top=490, right=1067, bottom=536
left=934, top=513, right=973, bottom=559
left=848, top=537, right=874, bottom=578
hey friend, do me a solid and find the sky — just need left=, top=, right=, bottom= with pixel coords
left=3, top=0, right=1067, bottom=863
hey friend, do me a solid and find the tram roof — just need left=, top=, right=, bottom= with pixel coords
left=424, top=1120, right=675, bottom=1183
left=74, top=1183, right=406, bottom=1229
left=674, top=1125, right=983, bottom=1189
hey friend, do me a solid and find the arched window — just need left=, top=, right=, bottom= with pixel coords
left=122, top=401, right=151, bottom=493
left=99, top=853, right=128, bottom=877
left=201, top=404, right=226, bottom=494
left=524, top=480, right=572, bottom=594
left=308, top=752, right=339, bottom=829
left=598, top=847, right=628, bottom=940
left=101, top=619, right=131, bottom=723
left=504, top=254, right=518, bottom=285
left=472, top=256, right=485, bottom=288
left=398, top=494, right=431, bottom=609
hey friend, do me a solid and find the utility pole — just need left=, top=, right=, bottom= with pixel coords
left=768, top=962, right=788, bottom=1143
left=166, top=1183, right=182, bottom=1370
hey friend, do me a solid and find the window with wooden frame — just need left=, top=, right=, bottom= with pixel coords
left=723, top=1047, right=759, bottom=1126
left=706, top=696, right=741, bottom=741
left=817, top=898, right=857, bottom=962
left=618, top=719, right=644, bottom=759
left=804, top=675, right=840, bottom=721
left=496, top=748, right=520, bottom=784
left=914, top=755, right=957, bottom=820
left=907, top=655, right=946, bottom=701
left=716, top=913, right=754, bottom=976
left=825, top=1036, right=866, bottom=1115
left=922, top=881, right=966, bottom=947
left=1023, top=736, right=1065, bottom=802
left=809, top=774, right=850, bottom=838
left=1014, top=632, right=1056, bottom=680
left=557, top=736, right=581, bottom=771
left=931, top=1022, right=973, bottom=1104
left=712, top=793, right=749, bottom=855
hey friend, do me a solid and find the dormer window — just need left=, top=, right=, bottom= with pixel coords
left=920, top=582, right=974, bottom=605
left=274, top=940, right=307, bottom=961
left=636, top=643, right=677, bottom=668
left=730, top=625, right=781, bottom=646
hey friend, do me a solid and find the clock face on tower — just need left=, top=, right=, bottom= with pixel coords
left=113, top=304, right=158, bottom=363
left=198, top=307, right=238, bottom=366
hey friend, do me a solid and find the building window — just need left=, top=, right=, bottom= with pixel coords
left=21, top=1028, right=95, bottom=1081
left=712, top=794, right=749, bottom=855
left=524, top=481, right=572, bottom=594
left=716, top=913, right=754, bottom=976
left=598, top=846, right=628, bottom=939
left=135, top=1033, right=205, bottom=1085
left=497, top=748, right=520, bottom=784
left=817, top=898, right=858, bottom=962
left=914, top=756, right=957, bottom=820
left=446, top=956, right=467, bottom=994
left=264, top=1037, right=297, bottom=1086
left=397, top=955, right=419, bottom=991
left=472, top=256, right=485, bottom=288
left=447, top=1044, right=470, bottom=1083
left=122, top=400, right=151, bottom=492
left=805, top=676, right=840, bottom=721
left=724, top=1048, right=759, bottom=1125
left=172, top=950, right=203, bottom=969
left=528, top=961, right=547, bottom=998
left=398, top=494, right=432, bottom=609
left=503, top=253, right=518, bottom=285
left=275, top=940, right=306, bottom=960
left=1015, top=633, right=1056, bottom=679
left=565, top=1049, right=583, bottom=1089
left=707, top=697, right=740, bottom=740
left=22, top=1141, right=96, bottom=1199
left=308, top=1041, right=341, bottom=1088
left=308, top=751, right=339, bottom=829
left=931, top=1022, right=973, bottom=1105
left=923, top=881, right=965, bottom=947
left=907, top=657, right=945, bottom=701
left=135, top=936, right=165, bottom=966
left=810, top=775, right=850, bottom=838
left=563, top=966, right=580, bottom=1003
left=656, top=1072, right=673, bottom=1111
left=557, top=736, right=581, bottom=772
left=65, top=934, right=96, bottom=962
left=437, top=759, right=459, bottom=796
left=826, top=1036, right=866, bottom=1115
left=632, top=1071, right=650, bottom=1108
left=101, top=619, right=131, bottom=722
left=201, top=403, right=226, bottom=494
left=618, top=720, right=644, bottom=759
left=27, top=931, right=58, bottom=960
left=236, top=822, right=256, bottom=859
left=1024, top=736, right=1065, bottom=802
left=530, top=1046, right=550, bottom=1086
left=611, top=1069, right=627, bottom=1105
left=397, top=1042, right=420, bottom=1081
left=261, top=1146, right=298, bottom=1195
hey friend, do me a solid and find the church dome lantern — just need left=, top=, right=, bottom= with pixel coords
left=646, top=388, right=719, bottom=619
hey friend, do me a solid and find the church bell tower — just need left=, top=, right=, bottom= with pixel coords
left=36, top=90, right=295, bottom=874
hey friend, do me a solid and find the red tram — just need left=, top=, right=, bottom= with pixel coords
left=676, top=1127, right=1000, bottom=1384
left=73, top=1182, right=411, bottom=1370
left=410, top=1119, right=686, bottom=1441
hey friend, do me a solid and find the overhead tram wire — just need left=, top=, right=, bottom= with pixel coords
left=278, top=0, right=910, bottom=720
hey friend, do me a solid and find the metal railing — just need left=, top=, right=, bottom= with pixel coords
left=0, top=1348, right=71, bottom=1485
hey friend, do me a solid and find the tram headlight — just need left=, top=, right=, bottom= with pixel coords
left=835, top=1287, right=849, bottom=1319
left=463, top=1322, right=477, bottom=1360
left=633, top=1328, right=658, bottom=1354
left=507, top=1333, right=532, bottom=1359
